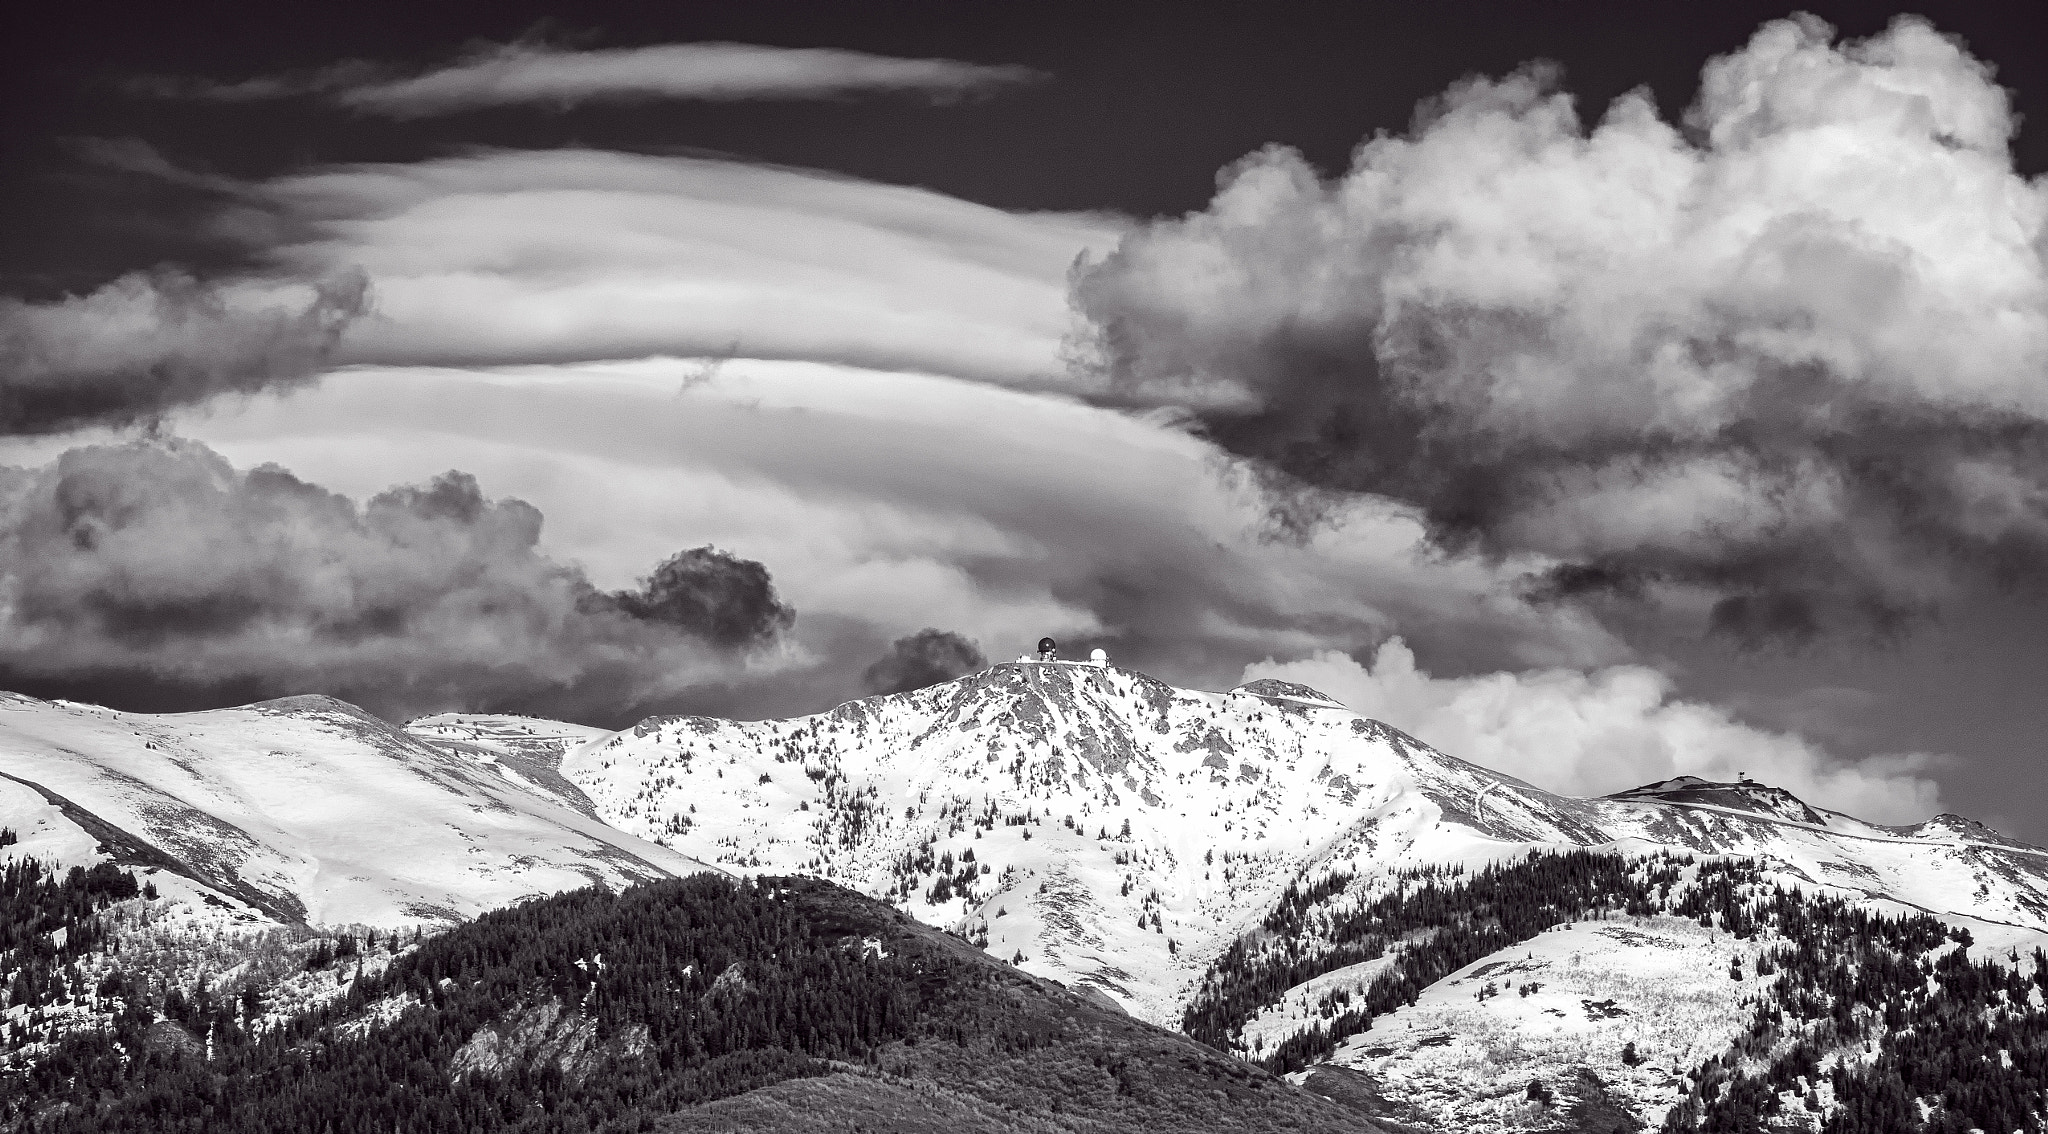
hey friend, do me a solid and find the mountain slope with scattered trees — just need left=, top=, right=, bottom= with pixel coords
left=1192, top=848, right=2048, bottom=1133
left=1185, top=850, right=1733, bottom=1072
left=3, top=874, right=1385, bottom=1134
left=1659, top=894, right=2048, bottom=1134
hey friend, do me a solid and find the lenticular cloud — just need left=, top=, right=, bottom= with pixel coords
left=1070, top=15, right=2048, bottom=642
left=136, top=40, right=1046, bottom=116
left=0, top=269, right=369, bottom=436
left=335, top=42, right=1046, bottom=116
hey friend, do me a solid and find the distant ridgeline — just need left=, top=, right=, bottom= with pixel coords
left=1, top=874, right=1379, bottom=1134
left=1188, top=849, right=2048, bottom=1134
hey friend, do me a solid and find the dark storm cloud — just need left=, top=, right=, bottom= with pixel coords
left=0, top=439, right=794, bottom=722
left=0, top=269, right=369, bottom=436
left=604, top=547, right=796, bottom=649
left=1067, top=16, right=2048, bottom=643
left=860, top=628, right=987, bottom=696
left=134, top=41, right=1045, bottom=117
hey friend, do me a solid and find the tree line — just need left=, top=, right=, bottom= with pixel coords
left=1, top=875, right=1070, bottom=1134
left=1660, top=888, right=2047, bottom=1134
left=1184, top=849, right=1723, bottom=1072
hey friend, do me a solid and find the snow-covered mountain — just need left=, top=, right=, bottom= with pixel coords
left=7, top=662, right=2045, bottom=1131
left=0, top=692, right=715, bottom=927
left=410, top=659, right=2048, bottom=1031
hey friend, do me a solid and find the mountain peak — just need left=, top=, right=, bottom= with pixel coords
left=550, top=661, right=2048, bottom=1027
left=247, top=692, right=371, bottom=715
left=245, top=693, right=401, bottom=733
left=1231, top=678, right=1345, bottom=706
left=1605, top=775, right=1829, bottom=826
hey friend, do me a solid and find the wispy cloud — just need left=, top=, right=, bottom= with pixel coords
left=60, top=141, right=1122, bottom=388
left=135, top=41, right=1047, bottom=117
left=109, top=357, right=1631, bottom=710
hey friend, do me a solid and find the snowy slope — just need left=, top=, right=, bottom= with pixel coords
left=1310, top=914, right=1760, bottom=1129
left=547, top=661, right=1605, bottom=1023
left=405, top=712, right=616, bottom=818
left=500, top=660, right=2048, bottom=1032
left=0, top=692, right=716, bottom=927
left=1594, top=777, right=2048, bottom=930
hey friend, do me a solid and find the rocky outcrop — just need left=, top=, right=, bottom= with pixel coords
left=448, top=998, right=649, bottom=1085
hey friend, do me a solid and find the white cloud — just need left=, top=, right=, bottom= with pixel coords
left=19, top=142, right=1618, bottom=703
left=247, top=148, right=1123, bottom=388
left=110, top=357, right=1628, bottom=704
left=1244, top=641, right=1946, bottom=824
left=1070, top=15, right=2048, bottom=638
left=0, top=268, right=367, bottom=435
left=138, top=41, right=1045, bottom=116
left=340, top=42, right=1045, bottom=116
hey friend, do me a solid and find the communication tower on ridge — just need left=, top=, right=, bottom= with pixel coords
left=1020, top=637, right=1107, bottom=665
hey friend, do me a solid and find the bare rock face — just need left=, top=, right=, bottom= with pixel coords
left=448, top=998, right=649, bottom=1085
left=141, top=1020, right=205, bottom=1059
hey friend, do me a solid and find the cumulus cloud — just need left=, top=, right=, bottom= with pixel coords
left=1069, top=15, right=2048, bottom=643
left=0, top=269, right=369, bottom=436
left=862, top=628, right=987, bottom=695
left=1244, top=641, right=1945, bottom=824
left=137, top=40, right=1045, bottom=117
left=0, top=438, right=795, bottom=722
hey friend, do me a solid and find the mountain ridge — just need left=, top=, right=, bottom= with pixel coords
left=6, top=667, right=2048, bottom=1132
left=413, top=660, right=2048, bottom=1026
left=0, top=690, right=716, bottom=928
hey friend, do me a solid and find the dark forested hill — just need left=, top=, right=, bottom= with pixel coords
left=2, top=874, right=1383, bottom=1134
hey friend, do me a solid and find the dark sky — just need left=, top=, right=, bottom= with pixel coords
left=6, top=0, right=2045, bottom=294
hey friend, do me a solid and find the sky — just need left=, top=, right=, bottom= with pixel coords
left=2, top=0, right=2044, bottom=838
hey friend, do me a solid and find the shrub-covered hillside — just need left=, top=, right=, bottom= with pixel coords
left=1190, top=849, right=2048, bottom=1133
left=1185, top=849, right=1728, bottom=1071
left=4, top=874, right=1384, bottom=1134
left=1660, top=895, right=2048, bottom=1134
